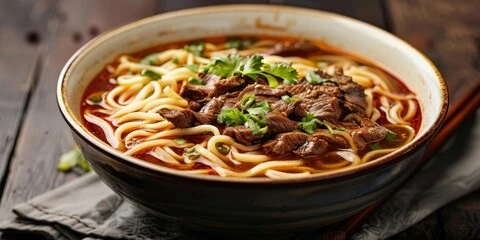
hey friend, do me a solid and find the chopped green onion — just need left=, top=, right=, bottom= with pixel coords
left=240, top=93, right=256, bottom=110
left=140, top=53, right=160, bottom=65
left=336, top=127, right=346, bottom=131
left=386, top=131, right=397, bottom=142
left=370, top=143, right=382, bottom=150
left=187, top=152, right=201, bottom=160
left=184, top=64, right=199, bottom=73
left=140, top=69, right=162, bottom=80
left=215, top=142, right=230, bottom=155
left=185, top=147, right=196, bottom=154
left=174, top=137, right=186, bottom=145
left=281, top=95, right=298, bottom=104
left=171, top=56, right=179, bottom=64
left=184, top=41, right=205, bottom=57
left=225, top=38, right=254, bottom=49
left=57, top=147, right=90, bottom=173
left=87, top=95, right=102, bottom=103
left=188, top=77, right=205, bottom=85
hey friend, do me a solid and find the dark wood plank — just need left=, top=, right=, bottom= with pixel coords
left=386, top=0, right=480, bottom=238
left=0, top=0, right=160, bottom=221
left=0, top=0, right=57, bottom=199
left=281, top=0, right=386, bottom=29
left=387, top=0, right=480, bottom=103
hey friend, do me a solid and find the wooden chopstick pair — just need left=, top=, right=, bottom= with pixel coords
left=316, top=82, right=480, bottom=240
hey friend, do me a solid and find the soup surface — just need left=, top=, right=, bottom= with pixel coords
left=81, top=36, right=421, bottom=178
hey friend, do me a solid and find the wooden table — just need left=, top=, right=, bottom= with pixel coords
left=0, top=0, right=478, bottom=239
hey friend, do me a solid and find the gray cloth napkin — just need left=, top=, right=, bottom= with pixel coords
left=1, top=110, right=478, bottom=240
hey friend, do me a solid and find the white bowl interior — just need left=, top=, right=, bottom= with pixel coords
left=60, top=5, right=446, bottom=179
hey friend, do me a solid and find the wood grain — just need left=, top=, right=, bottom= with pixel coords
left=0, top=0, right=57, bottom=201
left=0, top=0, right=160, bottom=221
left=386, top=0, right=480, bottom=239
left=388, top=0, right=480, bottom=103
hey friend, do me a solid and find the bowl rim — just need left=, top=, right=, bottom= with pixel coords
left=57, top=4, right=448, bottom=184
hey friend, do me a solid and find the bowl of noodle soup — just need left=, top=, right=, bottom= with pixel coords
left=57, top=5, right=448, bottom=234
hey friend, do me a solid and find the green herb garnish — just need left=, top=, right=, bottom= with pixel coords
left=215, top=142, right=230, bottom=155
left=305, top=70, right=335, bottom=85
left=184, top=41, right=205, bottom=57
left=184, top=64, right=199, bottom=73
left=57, top=147, right=91, bottom=173
left=140, top=53, right=160, bottom=65
left=88, top=95, right=102, bottom=103
left=185, top=147, right=196, bottom=154
left=174, top=137, right=187, bottom=145
left=370, top=143, right=382, bottom=150
left=172, top=56, right=179, bottom=64
left=188, top=77, right=205, bottom=85
left=281, top=95, right=298, bottom=104
left=386, top=131, right=397, bottom=142
left=140, top=69, right=162, bottom=80
left=217, top=95, right=270, bottom=135
left=217, top=108, right=247, bottom=126
left=203, top=54, right=298, bottom=88
left=245, top=118, right=268, bottom=135
left=240, top=93, right=256, bottom=110
left=298, top=113, right=334, bottom=134
left=225, top=38, right=254, bottom=49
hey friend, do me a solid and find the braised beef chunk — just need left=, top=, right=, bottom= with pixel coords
left=180, top=84, right=211, bottom=102
left=159, top=109, right=215, bottom=128
left=223, top=126, right=264, bottom=145
left=313, top=130, right=348, bottom=148
left=262, top=132, right=310, bottom=156
left=271, top=99, right=307, bottom=117
left=208, top=76, right=246, bottom=98
left=350, top=118, right=388, bottom=149
left=238, top=84, right=287, bottom=99
left=333, top=68, right=367, bottom=115
left=293, top=138, right=328, bottom=157
left=200, top=92, right=239, bottom=115
left=159, top=108, right=196, bottom=128
left=303, top=95, right=342, bottom=120
left=265, top=40, right=320, bottom=56
left=266, top=112, right=298, bottom=135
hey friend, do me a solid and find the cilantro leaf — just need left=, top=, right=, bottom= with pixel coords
left=217, top=108, right=247, bottom=126
left=265, top=63, right=298, bottom=84
left=298, top=113, right=334, bottom=134
left=203, top=54, right=298, bottom=88
left=203, top=54, right=242, bottom=78
left=184, top=64, right=199, bottom=73
left=246, top=101, right=270, bottom=116
left=140, top=69, right=162, bottom=80
left=245, top=118, right=268, bottom=135
left=305, top=70, right=335, bottom=85
left=184, top=41, right=205, bottom=57
left=188, top=77, right=205, bottom=85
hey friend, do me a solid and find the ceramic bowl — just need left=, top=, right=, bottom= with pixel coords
left=57, top=5, right=448, bottom=234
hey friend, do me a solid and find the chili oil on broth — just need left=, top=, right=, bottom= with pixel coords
left=81, top=35, right=421, bottom=179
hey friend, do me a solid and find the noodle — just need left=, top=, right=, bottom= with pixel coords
left=81, top=37, right=420, bottom=179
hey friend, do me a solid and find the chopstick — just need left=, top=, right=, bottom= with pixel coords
left=316, top=82, right=480, bottom=240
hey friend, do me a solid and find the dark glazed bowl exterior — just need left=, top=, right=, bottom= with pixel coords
left=57, top=5, right=448, bottom=234
left=74, top=128, right=426, bottom=232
